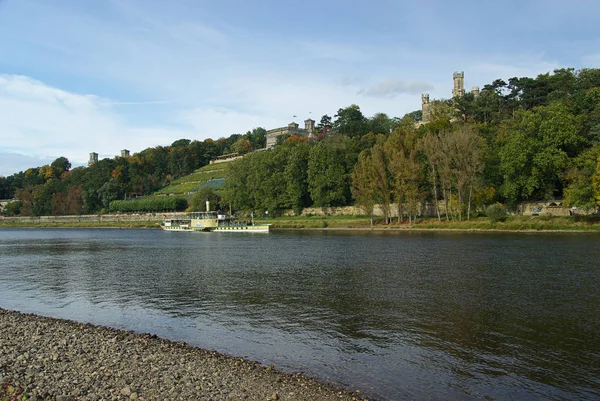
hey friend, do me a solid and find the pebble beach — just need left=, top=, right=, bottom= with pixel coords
left=0, top=308, right=370, bottom=401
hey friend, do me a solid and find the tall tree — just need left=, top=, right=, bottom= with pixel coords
left=370, top=139, right=392, bottom=223
left=351, top=150, right=377, bottom=225
left=386, top=126, right=422, bottom=224
left=307, top=141, right=349, bottom=208
left=333, top=104, right=368, bottom=137
left=498, top=102, right=584, bottom=205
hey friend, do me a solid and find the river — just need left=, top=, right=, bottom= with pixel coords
left=0, top=228, right=598, bottom=400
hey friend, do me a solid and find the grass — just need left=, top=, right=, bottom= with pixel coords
left=2, top=213, right=599, bottom=232
left=267, top=214, right=600, bottom=231
left=0, top=220, right=161, bottom=229
left=153, top=162, right=231, bottom=196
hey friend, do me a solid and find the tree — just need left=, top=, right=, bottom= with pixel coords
left=231, top=137, right=253, bottom=154
left=594, top=156, right=600, bottom=209
left=245, top=127, right=267, bottom=150
left=419, top=133, right=442, bottom=220
left=171, top=139, right=191, bottom=147
left=51, top=157, right=71, bottom=173
left=333, top=104, right=368, bottom=137
left=369, top=113, right=394, bottom=135
left=2, top=200, right=22, bottom=216
left=498, top=102, right=584, bottom=205
left=97, top=179, right=125, bottom=210
left=563, top=146, right=600, bottom=211
left=307, top=141, right=349, bottom=208
left=351, top=150, right=377, bottom=225
left=188, top=186, right=220, bottom=212
left=370, top=139, right=392, bottom=223
left=317, top=114, right=333, bottom=133
left=284, top=142, right=311, bottom=216
left=447, top=125, right=486, bottom=220
left=386, top=126, right=422, bottom=224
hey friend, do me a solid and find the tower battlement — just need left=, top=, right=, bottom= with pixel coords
left=452, top=71, right=465, bottom=97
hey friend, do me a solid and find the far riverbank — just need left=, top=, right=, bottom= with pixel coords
left=1, top=214, right=600, bottom=232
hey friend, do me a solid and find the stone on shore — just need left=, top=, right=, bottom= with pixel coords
left=0, top=308, right=370, bottom=401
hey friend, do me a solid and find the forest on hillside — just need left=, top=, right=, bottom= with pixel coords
left=2, top=67, right=600, bottom=218
left=221, top=68, right=600, bottom=220
left=0, top=129, right=266, bottom=216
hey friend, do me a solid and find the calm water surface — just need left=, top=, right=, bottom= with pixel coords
left=0, top=229, right=599, bottom=400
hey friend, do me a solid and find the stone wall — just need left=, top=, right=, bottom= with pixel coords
left=519, top=201, right=585, bottom=216
left=0, top=212, right=187, bottom=224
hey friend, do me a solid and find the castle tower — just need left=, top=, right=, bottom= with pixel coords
left=121, top=149, right=130, bottom=158
left=471, top=86, right=480, bottom=97
left=452, top=71, right=465, bottom=97
left=421, top=93, right=431, bottom=123
left=88, top=152, right=98, bottom=166
left=304, top=118, right=315, bottom=137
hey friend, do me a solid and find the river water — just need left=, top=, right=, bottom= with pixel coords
left=0, top=228, right=598, bottom=400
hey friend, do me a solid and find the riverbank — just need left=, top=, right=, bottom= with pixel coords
left=1, top=214, right=600, bottom=231
left=0, top=308, right=369, bottom=401
left=3, top=215, right=600, bottom=232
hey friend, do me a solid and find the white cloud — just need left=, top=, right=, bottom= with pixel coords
left=358, top=79, right=434, bottom=98
left=0, top=74, right=197, bottom=175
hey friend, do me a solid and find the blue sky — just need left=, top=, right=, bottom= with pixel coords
left=1, top=0, right=599, bottom=176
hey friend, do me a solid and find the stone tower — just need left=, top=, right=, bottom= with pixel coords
left=121, top=149, right=130, bottom=157
left=304, top=118, right=315, bottom=137
left=88, top=152, right=98, bottom=166
left=471, top=86, right=480, bottom=97
left=452, top=71, right=465, bottom=97
left=421, top=93, right=431, bottom=123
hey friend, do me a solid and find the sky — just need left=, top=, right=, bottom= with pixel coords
left=1, top=0, right=599, bottom=176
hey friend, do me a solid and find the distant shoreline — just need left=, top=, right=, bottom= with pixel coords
left=1, top=220, right=599, bottom=233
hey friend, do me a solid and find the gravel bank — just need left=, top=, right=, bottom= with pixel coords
left=0, top=309, right=371, bottom=401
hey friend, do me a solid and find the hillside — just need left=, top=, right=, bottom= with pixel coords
left=152, top=161, right=230, bottom=197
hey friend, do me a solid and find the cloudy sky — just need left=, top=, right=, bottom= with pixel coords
left=1, top=0, right=599, bottom=176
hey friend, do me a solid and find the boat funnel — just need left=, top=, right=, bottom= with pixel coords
left=206, top=200, right=210, bottom=212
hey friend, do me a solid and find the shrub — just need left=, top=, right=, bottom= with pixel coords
left=486, top=203, right=507, bottom=223
left=109, top=197, right=188, bottom=213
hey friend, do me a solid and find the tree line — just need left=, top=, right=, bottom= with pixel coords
left=0, top=129, right=266, bottom=216
left=3, top=67, right=600, bottom=219
left=220, top=68, right=600, bottom=221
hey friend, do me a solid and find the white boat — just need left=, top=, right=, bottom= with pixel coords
left=161, top=201, right=270, bottom=233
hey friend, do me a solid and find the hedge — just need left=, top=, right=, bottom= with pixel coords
left=109, top=197, right=188, bottom=213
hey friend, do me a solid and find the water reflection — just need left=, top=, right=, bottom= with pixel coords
left=0, top=228, right=599, bottom=400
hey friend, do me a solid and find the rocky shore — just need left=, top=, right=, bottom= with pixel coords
left=0, top=309, right=370, bottom=401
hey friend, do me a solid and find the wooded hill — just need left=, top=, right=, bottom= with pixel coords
left=2, top=67, right=600, bottom=219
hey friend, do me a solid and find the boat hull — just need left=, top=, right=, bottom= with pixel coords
left=213, top=224, right=270, bottom=233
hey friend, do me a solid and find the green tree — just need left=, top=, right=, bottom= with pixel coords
left=231, top=137, right=253, bottom=154
left=385, top=126, right=422, bottom=224
left=245, top=127, right=267, bottom=150
left=594, top=156, right=600, bottom=209
left=51, top=157, right=71, bottom=174
left=171, top=139, right=191, bottom=147
left=307, top=141, right=349, bottom=208
left=188, top=186, right=220, bottom=212
left=284, top=142, right=311, bottom=215
left=563, top=146, right=600, bottom=211
left=370, top=139, right=392, bottom=223
left=351, top=150, right=377, bottom=225
left=97, top=179, right=125, bottom=210
left=2, top=200, right=22, bottom=216
left=498, top=102, right=584, bottom=205
left=333, top=104, right=368, bottom=137
left=317, top=114, right=333, bottom=133
left=447, top=125, right=486, bottom=220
